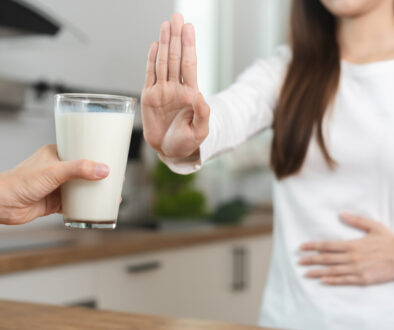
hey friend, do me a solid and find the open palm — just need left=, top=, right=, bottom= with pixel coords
left=141, top=14, right=210, bottom=159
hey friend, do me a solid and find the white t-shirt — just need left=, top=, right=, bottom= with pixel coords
left=160, top=46, right=394, bottom=330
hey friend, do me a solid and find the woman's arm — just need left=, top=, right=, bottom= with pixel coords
left=159, top=47, right=291, bottom=175
left=0, top=144, right=109, bottom=225
left=141, top=13, right=290, bottom=175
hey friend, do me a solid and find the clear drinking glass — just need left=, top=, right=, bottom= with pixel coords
left=54, top=93, right=136, bottom=229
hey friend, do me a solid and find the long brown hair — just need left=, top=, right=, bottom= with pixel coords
left=271, top=0, right=340, bottom=179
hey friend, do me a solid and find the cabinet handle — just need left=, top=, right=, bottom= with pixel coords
left=67, top=299, right=97, bottom=309
left=126, top=261, right=161, bottom=274
left=232, top=246, right=248, bottom=291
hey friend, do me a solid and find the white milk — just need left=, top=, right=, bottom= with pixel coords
left=55, top=112, right=134, bottom=222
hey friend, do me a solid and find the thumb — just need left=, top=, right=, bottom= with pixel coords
left=50, top=159, right=110, bottom=186
left=192, top=92, right=210, bottom=141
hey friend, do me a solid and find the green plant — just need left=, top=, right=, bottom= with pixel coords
left=210, top=198, right=250, bottom=225
left=152, top=161, right=206, bottom=219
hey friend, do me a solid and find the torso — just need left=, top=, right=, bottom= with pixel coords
left=260, top=58, right=394, bottom=330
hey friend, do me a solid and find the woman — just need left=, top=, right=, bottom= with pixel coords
left=141, top=1, right=394, bottom=329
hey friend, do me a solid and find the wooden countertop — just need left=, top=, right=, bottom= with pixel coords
left=0, top=300, right=274, bottom=330
left=0, top=211, right=272, bottom=275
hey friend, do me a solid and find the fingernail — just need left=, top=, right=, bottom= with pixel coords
left=300, top=243, right=309, bottom=250
left=340, top=211, right=351, bottom=219
left=94, top=164, right=109, bottom=178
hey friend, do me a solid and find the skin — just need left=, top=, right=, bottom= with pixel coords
left=0, top=145, right=109, bottom=225
left=321, top=0, right=394, bottom=63
left=298, top=0, right=394, bottom=286
left=142, top=4, right=394, bottom=287
left=299, top=213, right=394, bottom=286
left=141, top=14, right=210, bottom=160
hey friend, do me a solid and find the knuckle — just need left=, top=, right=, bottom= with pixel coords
left=145, top=66, right=154, bottom=76
left=359, top=273, right=370, bottom=286
left=311, top=256, right=319, bottom=263
left=195, top=130, right=208, bottom=142
left=350, top=253, right=359, bottom=263
left=182, top=58, right=197, bottom=68
left=353, top=261, right=363, bottom=274
left=38, top=144, right=56, bottom=156
left=47, top=163, right=58, bottom=175
left=35, top=145, right=59, bottom=163
left=156, top=58, right=168, bottom=65
left=42, top=164, right=62, bottom=186
left=347, top=242, right=357, bottom=252
left=169, top=52, right=181, bottom=62
left=77, top=160, right=93, bottom=176
left=327, top=267, right=336, bottom=275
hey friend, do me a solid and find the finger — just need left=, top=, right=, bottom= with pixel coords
left=168, top=13, right=184, bottom=82
left=144, top=41, right=159, bottom=88
left=51, top=160, right=110, bottom=186
left=181, top=23, right=198, bottom=88
left=156, top=21, right=170, bottom=82
left=341, top=212, right=380, bottom=232
left=299, top=253, right=352, bottom=265
left=300, top=240, right=349, bottom=252
left=321, top=275, right=364, bottom=286
left=192, top=92, right=210, bottom=141
left=305, top=265, right=354, bottom=278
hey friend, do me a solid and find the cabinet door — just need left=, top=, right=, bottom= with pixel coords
left=0, top=262, right=98, bottom=306
left=96, top=235, right=271, bottom=324
left=96, top=250, right=181, bottom=316
left=172, top=235, right=272, bottom=325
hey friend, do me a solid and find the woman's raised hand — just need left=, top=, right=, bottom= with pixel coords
left=141, top=13, right=210, bottom=159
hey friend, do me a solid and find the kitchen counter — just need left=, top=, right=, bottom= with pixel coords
left=0, top=211, right=272, bottom=275
left=0, top=300, right=274, bottom=330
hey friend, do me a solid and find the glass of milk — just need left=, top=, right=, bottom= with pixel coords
left=54, top=93, right=136, bottom=229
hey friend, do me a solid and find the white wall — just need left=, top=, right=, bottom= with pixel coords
left=0, top=0, right=176, bottom=230
left=227, top=0, right=291, bottom=84
left=197, top=0, right=291, bottom=206
left=0, top=0, right=175, bottom=93
left=176, top=0, right=220, bottom=96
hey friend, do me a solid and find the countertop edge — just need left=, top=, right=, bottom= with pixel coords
left=0, top=222, right=272, bottom=275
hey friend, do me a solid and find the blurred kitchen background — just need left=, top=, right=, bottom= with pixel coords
left=0, top=0, right=290, bottom=326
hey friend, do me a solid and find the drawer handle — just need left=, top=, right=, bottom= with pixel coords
left=67, top=299, right=97, bottom=309
left=126, top=261, right=161, bottom=274
left=232, top=246, right=248, bottom=291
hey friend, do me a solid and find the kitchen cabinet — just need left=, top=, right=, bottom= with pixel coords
left=96, top=250, right=182, bottom=316
left=173, top=236, right=272, bottom=325
left=96, top=235, right=272, bottom=325
left=0, top=262, right=98, bottom=306
left=0, top=234, right=271, bottom=325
